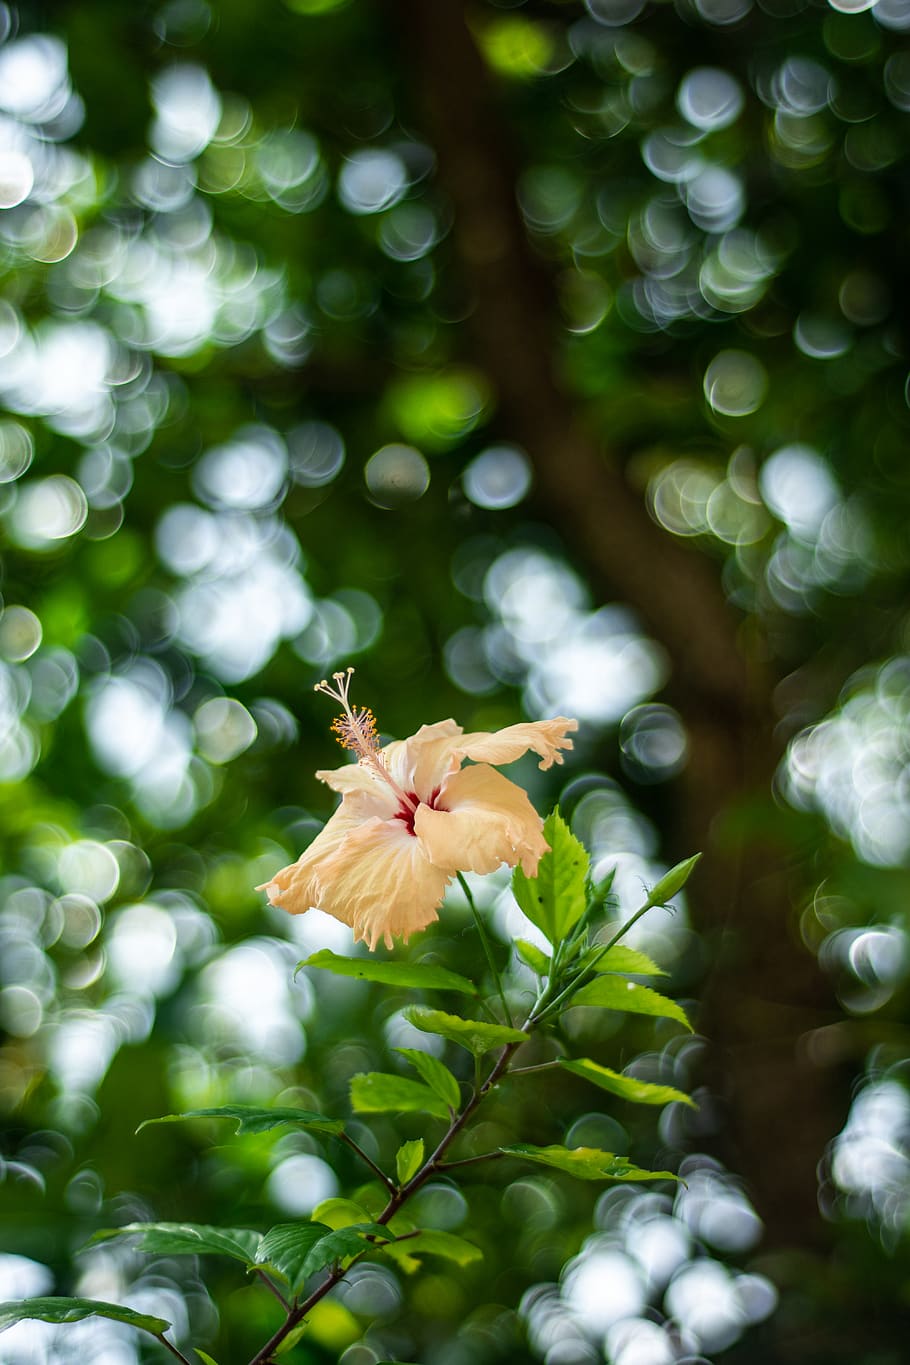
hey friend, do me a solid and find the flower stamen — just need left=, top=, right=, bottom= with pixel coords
left=315, top=669, right=378, bottom=754
left=315, top=667, right=417, bottom=813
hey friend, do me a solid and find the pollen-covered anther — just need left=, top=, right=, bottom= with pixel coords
left=330, top=705, right=379, bottom=757
left=313, top=663, right=417, bottom=811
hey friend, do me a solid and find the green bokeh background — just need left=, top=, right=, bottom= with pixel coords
left=2, top=0, right=910, bottom=1360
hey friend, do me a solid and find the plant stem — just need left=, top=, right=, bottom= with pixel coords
left=507, top=1060, right=561, bottom=1077
left=247, top=1266, right=347, bottom=1365
left=457, top=871, right=513, bottom=1026
left=530, top=892, right=664, bottom=1025
left=155, top=1335, right=194, bottom=1365
left=598, top=896, right=663, bottom=955
left=245, top=1037, right=525, bottom=1365
left=435, top=1150, right=504, bottom=1170
left=255, top=1268, right=291, bottom=1311
left=337, top=1131, right=396, bottom=1191
left=377, top=1037, right=522, bottom=1221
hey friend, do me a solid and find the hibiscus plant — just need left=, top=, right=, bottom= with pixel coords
left=0, top=672, right=700, bottom=1363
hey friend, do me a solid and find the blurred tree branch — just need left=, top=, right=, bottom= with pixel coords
left=389, top=0, right=845, bottom=1258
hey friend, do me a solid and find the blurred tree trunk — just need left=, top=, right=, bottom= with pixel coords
left=390, top=0, right=846, bottom=1257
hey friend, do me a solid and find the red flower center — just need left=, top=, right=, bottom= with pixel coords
left=394, top=786, right=443, bottom=836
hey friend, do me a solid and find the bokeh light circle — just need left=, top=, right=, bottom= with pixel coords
left=11, top=475, right=88, bottom=547
left=194, top=697, right=258, bottom=763
left=584, top=0, right=647, bottom=25
left=338, top=149, right=407, bottom=215
left=287, top=421, right=345, bottom=487
left=677, top=68, right=744, bottom=130
left=703, top=350, right=768, bottom=416
left=0, top=606, right=42, bottom=662
left=364, top=443, right=430, bottom=508
left=619, top=704, right=689, bottom=780
left=463, top=445, right=532, bottom=510
left=0, top=150, right=34, bottom=208
left=693, top=0, right=753, bottom=22
left=0, top=422, right=34, bottom=483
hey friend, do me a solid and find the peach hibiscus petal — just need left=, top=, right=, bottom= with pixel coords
left=260, top=683, right=579, bottom=950
left=315, top=761, right=397, bottom=816
left=314, top=815, right=452, bottom=950
left=384, top=719, right=464, bottom=799
left=456, top=717, right=578, bottom=771
left=256, top=800, right=366, bottom=916
left=415, top=762, right=549, bottom=877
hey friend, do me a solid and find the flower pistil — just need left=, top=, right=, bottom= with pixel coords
left=315, top=668, right=418, bottom=816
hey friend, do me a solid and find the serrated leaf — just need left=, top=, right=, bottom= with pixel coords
left=501, top=1144, right=679, bottom=1183
left=350, top=1072, right=450, bottom=1120
left=258, top=1223, right=388, bottom=1295
left=0, top=1297, right=170, bottom=1335
left=300, top=949, right=476, bottom=996
left=646, top=854, right=701, bottom=907
left=89, top=1223, right=261, bottom=1264
left=396, top=1139, right=425, bottom=1185
left=311, top=1197, right=374, bottom=1230
left=558, top=1058, right=695, bottom=1108
left=512, top=809, right=589, bottom=946
left=404, top=1007, right=528, bottom=1057
left=589, top=945, right=667, bottom=977
left=514, top=939, right=551, bottom=976
left=570, top=976, right=691, bottom=1030
left=394, top=1047, right=461, bottom=1111
left=254, top=1222, right=330, bottom=1290
left=137, top=1105, right=344, bottom=1137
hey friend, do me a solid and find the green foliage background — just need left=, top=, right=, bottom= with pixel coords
left=2, top=0, right=910, bottom=1361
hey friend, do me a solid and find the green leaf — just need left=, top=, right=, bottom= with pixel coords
left=396, top=1139, right=425, bottom=1184
left=378, top=1239, right=422, bottom=1275
left=275, top=1321, right=310, bottom=1355
left=196, top=1353, right=221, bottom=1365
left=350, top=1072, right=451, bottom=1120
left=645, top=854, right=701, bottom=907
left=300, top=949, right=476, bottom=996
left=89, top=1223, right=261, bottom=1264
left=397, top=1228, right=483, bottom=1266
left=514, top=939, right=551, bottom=976
left=558, top=1058, right=695, bottom=1108
left=500, top=1144, right=679, bottom=1183
left=570, top=976, right=692, bottom=1030
left=404, top=1006, right=528, bottom=1058
left=258, top=1223, right=388, bottom=1295
left=512, top=809, right=589, bottom=946
left=254, top=1221, right=332, bottom=1291
left=394, top=1047, right=462, bottom=1111
left=589, top=945, right=667, bottom=976
left=137, top=1105, right=344, bottom=1137
left=311, top=1197, right=374, bottom=1229
left=0, top=1297, right=170, bottom=1335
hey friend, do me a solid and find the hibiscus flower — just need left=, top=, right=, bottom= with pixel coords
left=259, top=669, right=578, bottom=950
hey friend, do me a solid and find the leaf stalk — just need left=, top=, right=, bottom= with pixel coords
left=457, top=872, right=514, bottom=1026
left=337, top=1131, right=396, bottom=1191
